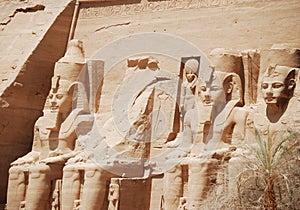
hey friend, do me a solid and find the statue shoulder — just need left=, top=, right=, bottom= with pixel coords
left=35, top=116, right=51, bottom=129
left=232, top=106, right=249, bottom=122
left=60, top=111, right=94, bottom=135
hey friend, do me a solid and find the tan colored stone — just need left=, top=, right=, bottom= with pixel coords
left=0, top=0, right=75, bottom=204
left=2, top=0, right=300, bottom=209
left=6, top=40, right=93, bottom=210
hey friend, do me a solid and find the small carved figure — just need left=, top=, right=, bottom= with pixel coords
left=178, top=197, right=188, bottom=210
left=180, top=58, right=199, bottom=115
left=163, top=165, right=183, bottom=210
left=108, top=179, right=120, bottom=210
left=166, top=58, right=204, bottom=150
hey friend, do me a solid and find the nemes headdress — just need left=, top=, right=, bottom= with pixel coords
left=51, top=40, right=89, bottom=111
left=51, top=39, right=85, bottom=91
left=265, top=64, right=297, bottom=79
left=209, top=48, right=243, bottom=75
left=261, top=44, right=300, bottom=84
left=258, top=44, right=300, bottom=100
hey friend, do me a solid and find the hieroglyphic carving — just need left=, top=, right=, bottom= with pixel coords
left=178, top=197, right=188, bottom=210
left=79, top=0, right=240, bottom=19
left=108, top=179, right=120, bottom=210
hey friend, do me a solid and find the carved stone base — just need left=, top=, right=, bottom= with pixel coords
left=109, top=177, right=151, bottom=210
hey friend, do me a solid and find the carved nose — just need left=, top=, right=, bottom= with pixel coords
left=266, top=87, right=273, bottom=94
left=50, top=99, right=57, bottom=106
left=204, top=92, right=211, bottom=100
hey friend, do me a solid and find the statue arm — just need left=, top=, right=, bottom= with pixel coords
left=188, top=75, right=198, bottom=90
left=41, top=150, right=81, bottom=164
left=44, top=114, right=94, bottom=164
left=31, top=122, right=42, bottom=152
left=11, top=124, right=41, bottom=166
left=232, top=107, right=249, bottom=141
left=182, top=113, right=194, bottom=150
left=180, top=82, right=187, bottom=113
left=47, top=139, right=88, bottom=164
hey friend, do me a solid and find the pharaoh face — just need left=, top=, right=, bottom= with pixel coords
left=199, top=72, right=225, bottom=105
left=261, top=65, right=296, bottom=104
left=48, top=83, right=73, bottom=114
left=185, top=68, right=197, bottom=83
left=199, top=81, right=224, bottom=105
left=184, top=59, right=199, bottom=84
left=261, top=76, right=286, bottom=104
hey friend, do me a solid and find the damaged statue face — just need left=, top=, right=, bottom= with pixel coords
left=49, top=80, right=73, bottom=114
left=184, top=58, right=199, bottom=84
left=199, top=73, right=224, bottom=105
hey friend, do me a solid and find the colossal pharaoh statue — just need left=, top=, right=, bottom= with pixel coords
left=60, top=56, right=161, bottom=210
left=185, top=50, right=249, bottom=209
left=227, top=47, right=300, bottom=208
left=163, top=52, right=248, bottom=209
left=7, top=40, right=93, bottom=210
left=246, top=45, right=300, bottom=142
left=248, top=64, right=298, bottom=141
left=204, top=50, right=249, bottom=149
left=6, top=37, right=299, bottom=210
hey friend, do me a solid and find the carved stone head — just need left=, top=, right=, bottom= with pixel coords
left=48, top=39, right=86, bottom=114
left=199, top=66, right=225, bottom=105
left=184, top=58, right=199, bottom=84
left=221, top=72, right=243, bottom=103
left=261, top=64, right=297, bottom=104
left=200, top=50, right=244, bottom=106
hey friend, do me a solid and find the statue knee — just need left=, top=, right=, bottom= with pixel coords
left=29, top=164, right=50, bottom=179
left=85, top=165, right=105, bottom=179
left=63, top=164, right=80, bottom=178
left=8, top=165, right=25, bottom=180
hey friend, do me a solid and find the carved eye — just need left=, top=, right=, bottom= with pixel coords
left=261, top=83, right=268, bottom=89
left=49, top=94, right=53, bottom=99
left=210, top=85, right=220, bottom=91
left=56, top=94, right=64, bottom=99
left=201, top=86, right=206, bottom=91
left=272, top=83, right=284, bottom=89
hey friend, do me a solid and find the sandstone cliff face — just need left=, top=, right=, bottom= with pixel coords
left=73, top=0, right=300, bottom=58
left=0, top=0, right=74, bottom=205
left=1, top=0, right=300, bottom=209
